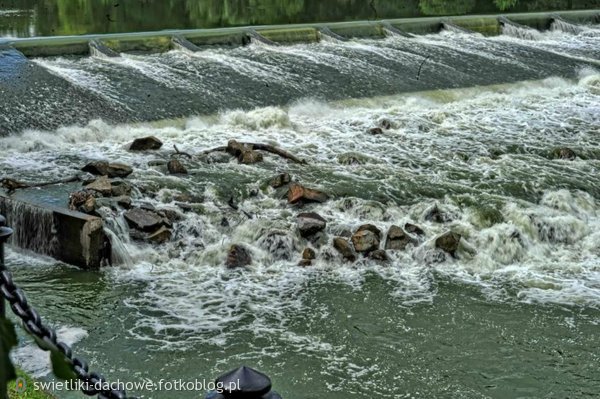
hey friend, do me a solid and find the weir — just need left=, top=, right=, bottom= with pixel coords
left=0, top=196, right=106, bottom=269
left=1, top=9, right=597, bottom=57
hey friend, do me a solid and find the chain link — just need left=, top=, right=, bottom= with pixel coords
left=0, top=269, right=135, bottom=399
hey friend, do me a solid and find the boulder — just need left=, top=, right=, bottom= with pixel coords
left=269, top=173, right=291, bottom=189
left=333, top=237, right=357, bottom=262
left=369, top=127, right=384, bottom=135
left=167, top=159, right=188, bottom=174
left=302, top=247, right=316, bottom=260
left=82, top=161, right=133, bottom=178
left=69, top=190, right=94, bottom=212
left=424, top=205, right=452, bottom=223
left=288, top=184, right=329, bottom=204
left=405, top=223, right=425, bottom=236
left=369, top=249, right=389, bottom=262
left=226, top=245, right=252, bottom=268
left=356, top=224, right=382, bottom=239
left=111, top=180, right=132, bottom=197
left=435, top=231, right=461, bottom=255
left=297, top=212, right=327, bottom=238
left=85, top=176, right=112, bottom=197
left=385, top=225, right=417, bottom=250
left=147, top=226, right=172, bottom=244
left=351, top=229, right=380, bottom=253
left=226, top=140, right=249, bottom=157
left=239, top=150, right=263, bottom=164
left=124, top=208, right=165, bottom=232
left=553, top=147, right=576, bottom=160
left=129, top=136, right=163, bottom=151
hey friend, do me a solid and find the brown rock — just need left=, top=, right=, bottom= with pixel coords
left=351, top=230, right=380, bottom=253
left=302, top=247, right=316, bottom=260
left=435, top=231, right=461, bottom=254
left=85, top=176, right=112, bottom=196
left=129, top=136, right=163, bottom=151
left=298, top=259, right=313, bottom=267
left=269, top=173, right=291, bottom=188
left=287, top=183, right=329, bottom=204
left=147, top=226, right=172, bottom=244
left=226, top=139, right=249, bottom=157
left=297, top=213, right=327, bottom=238
left=405, top=223, right=425, bottom=236
left=167, top=159, right=188, bottom=174
left=356, top=224, right=382, bottom=239
left=333, top=237, right=357, bottom=262
left=124, top=208, right=165, bottom=232
left=226, top=244, right=252, bottom=268
left=385, top=225, right=417, bottom=250
left=239, top=150, right=263, bottom=164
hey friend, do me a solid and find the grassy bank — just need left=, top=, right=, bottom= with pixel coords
left=8, top=369, right=56, bottom=399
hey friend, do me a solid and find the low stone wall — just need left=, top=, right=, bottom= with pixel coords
left=0, top=196, right=106, bottom=269
left=2, top=9, right=598, bottom=57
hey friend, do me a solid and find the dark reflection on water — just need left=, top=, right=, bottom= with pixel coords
left=0, top=0, right=598, bottom=38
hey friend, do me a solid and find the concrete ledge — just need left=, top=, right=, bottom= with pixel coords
left=1, top=9, right=597, bottom=57
left=0, top=196, right=106, bottom=269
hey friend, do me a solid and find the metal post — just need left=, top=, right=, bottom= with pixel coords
left=0, top=214, right=14, bottom=319
left=206, top=366, right=282, bottom=398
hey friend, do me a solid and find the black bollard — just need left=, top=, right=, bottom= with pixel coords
left=0, top=215, right=14, bottom=319
left=206, top=366, right=282, bottom=399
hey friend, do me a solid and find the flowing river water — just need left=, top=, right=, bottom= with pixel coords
left=1, top=22, right=600, bottom=399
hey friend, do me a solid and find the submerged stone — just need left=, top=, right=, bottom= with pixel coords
left=424, top=205, right=452, bottom=223
left=368, top=127, right=384, bottom=135
left=369, top=249, right=389, bottom=262
left=379, top=119, right=392, bottom=130
left=239, top=150, right=263, bottom=164
left=405, top=223, right=425, bottom=236
left=553, top=147, right=576, bottom=160
left=226, top=244, right=252, bottom=268
left=269, top=173, right=291, bottom=188
left=129, top=136, right=163, bottom=151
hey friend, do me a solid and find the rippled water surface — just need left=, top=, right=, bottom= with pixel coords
left=1, top=22, right=600, bottom=399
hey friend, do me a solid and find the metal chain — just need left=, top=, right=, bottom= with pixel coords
left=0, top=268, right=135, bottom=399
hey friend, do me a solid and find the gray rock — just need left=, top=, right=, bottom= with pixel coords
left=424, top=205, right=452, bottom=223
left=111, top=180, right=132, bottom=197
left=405, top=223, right=425, bottom=236
left=239, top=150, right=263, bottom=164
left=351, top=230, right=380, bottom=253
left=85, top=176, right=112, bottom=196
left=129, top=136, right=163, bottom=151
left=167, top=159, right=188, bottom=174
left=553, top=147, right=576, bottom=160
left=435, top=231, right=461, bottom=254
left=226, top=245, right=252, bottom=268
left=124, top=208, right=165, bottom=232
left=356, top=224, right=382, bottom=239
left=333, top=237, right=357, bottom=262
left=385, top=225, right=417, bottom=250
left=147, top=226, right=172, bottom=244
left=369, top=249, right=389, bottom=262
left=297, top=212, right=327, bottom=238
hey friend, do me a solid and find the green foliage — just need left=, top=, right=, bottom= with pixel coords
left=419, top=0, right=476, bottom=15
left=0, top=318, right=18, bottom=399
left=8, top=369, right=56, bottom=399
left=494, top=0, right=519, bottom=10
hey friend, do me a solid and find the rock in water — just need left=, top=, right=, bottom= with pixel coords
left=424, top=205, right=452, bottom=223
left=147, top=226, right=172, bottom=244
left=385, top=225, right=417, bottom=250
left=369, top=127, right=383, bottom=135
left=297, top=212, right=327, bottom=238
left=333, top=237, right=357, bottom=262
left=553, top=147, right=576, bottom=160
left=405, top=223, right=425, bottom=236
left=69, top=190, right=96, bottom=214
left=288, top=184, right=329, bottom=204
left=129, top=136, right=163, bottom=151
left=269, top=173, right=291, bottom=188
left=167, top=159, right=188, bottom=174
left=226, top=245, right=252, bottom=268
left=351, top=230, right=380, bottom=253
left=379, top=119, right=392, bottom=130
left=302, top=247, right=316, bottom=260
left=111, top=180, right=132, bottom=197
left=356, top=224, right=382, bottom=239
left=239, top=150, right=263, bottom=164
left=85, top=176, right=112, bottom=196
left=124, top=208, right=165, bottom=232
left=82, top=161, right=133, bottom=178
left=369, top=249, right=389, bottom=262
left=435, top=231, right=461, bottom=255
